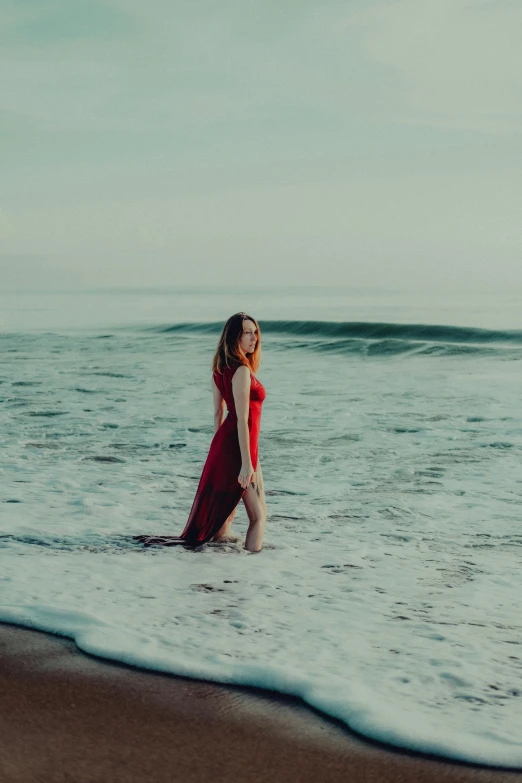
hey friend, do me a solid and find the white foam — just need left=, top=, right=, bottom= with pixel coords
left=1, top=296, right=522, bottom=768
left=1, top=589, right=522, bottom=766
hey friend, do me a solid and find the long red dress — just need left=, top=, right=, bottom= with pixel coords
left=180, top=365, right=266, bottom=546
left=134, top=364, right=266, bottom=548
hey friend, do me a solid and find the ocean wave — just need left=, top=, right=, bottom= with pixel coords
left=2, top=312, right=522, bottom=768
left=152, top=320, right=522, bottom=343
left=3, top=320, right=521, bottom=359
left=149, top=320, right=522, bottom=358
left=1, top=600, right=522, bottom=768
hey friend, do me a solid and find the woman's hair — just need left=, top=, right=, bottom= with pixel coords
left=212, top=312, right=262, bottom=374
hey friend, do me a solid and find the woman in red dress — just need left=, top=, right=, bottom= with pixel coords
left=134, top=313, right=267, bottom=552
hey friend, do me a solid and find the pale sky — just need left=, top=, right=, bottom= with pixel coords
left=1, top=0, right=521, bottom=290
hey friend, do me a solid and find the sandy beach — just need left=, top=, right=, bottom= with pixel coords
left=0, top=624, right=520, bottom=783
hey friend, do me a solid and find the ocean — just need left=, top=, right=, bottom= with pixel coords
left=1, top=286, right=521, bottom=767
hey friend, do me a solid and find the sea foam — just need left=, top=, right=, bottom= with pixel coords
left=1, top=299, right=522, bottom=768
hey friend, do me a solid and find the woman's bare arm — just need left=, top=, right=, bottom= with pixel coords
left=212, top=376, right=226, bottom=433
left=232, top=365, right=254, bottom=489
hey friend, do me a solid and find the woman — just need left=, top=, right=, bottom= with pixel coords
left=134, top=313, right=267, bottom=553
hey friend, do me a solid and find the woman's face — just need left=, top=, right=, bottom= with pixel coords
left=238, top=319, right=258, bottom=356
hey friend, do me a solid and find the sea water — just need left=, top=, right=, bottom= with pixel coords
left=1, top=286, right=521, bottom=767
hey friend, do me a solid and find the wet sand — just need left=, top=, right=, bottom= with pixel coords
left=0, top=623, right=521, bottom=783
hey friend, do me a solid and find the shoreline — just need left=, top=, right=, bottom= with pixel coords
left=1, top=623, right=521, bottom=783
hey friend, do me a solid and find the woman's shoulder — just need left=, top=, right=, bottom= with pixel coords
left=230, top=364, right=250, bottom=378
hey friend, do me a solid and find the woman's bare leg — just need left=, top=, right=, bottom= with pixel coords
left=211, top=506, right=238, bottom=542
left=242, top=461, right=267, bottom=552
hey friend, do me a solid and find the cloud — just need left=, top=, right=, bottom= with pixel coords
left=1, top=0, right=136, bottom=45
left=1, top=1, right=521, bottom=289
left=348, top=0, right=522, bottom=132
left=2, top=1, right=520, bottom=135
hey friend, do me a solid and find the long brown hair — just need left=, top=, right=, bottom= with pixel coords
left=212, top=312, right=262, bottom=374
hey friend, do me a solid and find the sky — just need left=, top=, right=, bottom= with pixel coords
left=1, top=0, right=521, bottom=291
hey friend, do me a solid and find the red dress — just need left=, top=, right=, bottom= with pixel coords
left=179, top=365, right=266, bottom=546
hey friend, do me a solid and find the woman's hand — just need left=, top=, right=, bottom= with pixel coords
left=238, top=461, right=255, bottom=490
